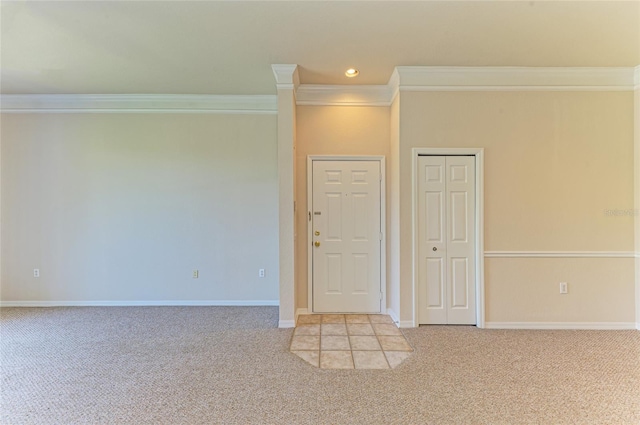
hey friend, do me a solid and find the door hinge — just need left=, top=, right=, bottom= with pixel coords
left=379, top=232, right=383, bottom=241
left=380, top=292, right=383, bottom=300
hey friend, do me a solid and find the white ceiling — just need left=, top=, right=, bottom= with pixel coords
left=1, top=1, right=639, bottom=95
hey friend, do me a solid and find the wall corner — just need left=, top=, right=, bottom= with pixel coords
left=273, top=64, right=299, bottom=328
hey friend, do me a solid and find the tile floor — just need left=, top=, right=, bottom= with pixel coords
left=290, top=314, right=413, bottom=369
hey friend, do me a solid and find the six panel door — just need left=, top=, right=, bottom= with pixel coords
left=418, top=156, right=476, bottom=325
left=312, top=160, right=382, bottom=313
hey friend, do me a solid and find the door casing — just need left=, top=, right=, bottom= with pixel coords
left=307, top=155, right=386, bottom=314
left=412, top=148, right=485, bottom=328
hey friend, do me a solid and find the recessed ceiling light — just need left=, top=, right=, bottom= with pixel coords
left=345, top=68, right=359, bottom=78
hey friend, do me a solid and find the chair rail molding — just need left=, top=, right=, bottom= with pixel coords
left=484, top=251, right=637, bottom=258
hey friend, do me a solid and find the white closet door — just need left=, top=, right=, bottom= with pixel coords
left=418, top=156, right=476, bottom=325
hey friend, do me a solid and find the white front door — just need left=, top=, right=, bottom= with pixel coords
left=418, top=155, right=476, bottom=325
left=311, top=160, right=382, bottom=313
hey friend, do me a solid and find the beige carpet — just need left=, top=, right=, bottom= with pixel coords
left=1, top=306, right=639, bottom=424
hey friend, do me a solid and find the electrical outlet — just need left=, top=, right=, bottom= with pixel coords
left=33, top=268, right=40, bottom=278
left=259, top=269, right=265, bottom=278
left=192, top=269, right=199, bottom=279
left=559, top=282, right=568, bottom=294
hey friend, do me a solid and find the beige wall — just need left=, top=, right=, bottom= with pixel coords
left=486, top=258, right=635, bottom=323
left=295, top=105, right=390, bottom=310
left=1, top=113, right=279, bottom=303
left=399, top=90, right=636, bottom=324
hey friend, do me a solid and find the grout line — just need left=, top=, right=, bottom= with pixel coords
left=293, top=314, right=410, bottom=369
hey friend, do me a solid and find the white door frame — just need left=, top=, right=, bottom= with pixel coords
left=412, top=148, right=485, bottom=328
left=307, top=155, right=386, bottom=313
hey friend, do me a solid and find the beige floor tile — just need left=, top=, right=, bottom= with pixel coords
left=297, top=315, right=321, bottom=325
left=321, top=335, right=351, bottom=350
left=349, top=336, right=381, bottom=351
left=368, top=314, right=394, bottom=324
left=290, top=336, right=320, bottom=351
left=294, top=324, right=320, bottom=336
left=321, top=314, right=346, bottom=324
left=292, top=351, right=319, bottom=368
left=372, top=323, right=402, bottom=336
left=353, top=351, right=389, bottom=369
left=378, top=336, right=413, bottom=351
left=321, top=324, right=348, bottom=336
left=320, top=351, right=354, bottom=369
left=347, top=323, right=375, bottom=335
left=345, top=314, right=370, bottom=324
left=384, top=351, right=412, bottom=368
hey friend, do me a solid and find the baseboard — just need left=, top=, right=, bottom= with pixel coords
left=295, top=308, right=308, bottom=321
left=485, top=322, right=637, bottom=330
left=386, top=308, right=400, bottom=326
left=0, top=300, right=280, bottom=307
left=636, top=323, right=640, bottom=331
left=278, top=320, right=296, bottom=328
left=386, top=308, right=414, bottom=328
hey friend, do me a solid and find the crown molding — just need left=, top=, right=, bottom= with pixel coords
left=296, top=84, right=393, bottom=106
left=293, top=67, right=637, bottom=106
left=392, top=66, right=637, bottom=92
left=0, top=94, right=277, bottom=113
left=271, top=64, right=300, bottom=91
left=3, top=67, right=636, bottom=112
left=388, top=68, right=400, bottom=103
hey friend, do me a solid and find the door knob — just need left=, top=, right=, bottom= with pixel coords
left=314, top=241, right=321, bottom=247
left=433, top=247, right=437, bottom=251
left=315, top=231, right=320, bottom=236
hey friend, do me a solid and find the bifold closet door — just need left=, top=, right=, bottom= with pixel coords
left=418, top=156, right=476, bottom=325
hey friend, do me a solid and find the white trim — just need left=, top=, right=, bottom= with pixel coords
left=412, top=148, right=485, bottom=329
left=485, top=251, right=636, bottom=258
left=399, top=85, right=633, bottom=92
left=278, top=320, right=296, bottom=328
left=295, top=308, right=309, bottom=324
left=307, top=155, right=387, bottom=314
left=388, top=68, right=400, bottom=103
left=1, top=109, right=277, bottom=115
left=387, top=308, right=400, bottom=326
left=386, top=308, right=413, bottom=328
left=393, top=66, right=636, bottom=90
left=396, top=320, right=414, bottom=329
left=0, top=94, right=277, bottom=113
left=0, top=300, right=279, bottom=307
left=296, top=85, right=393, bottom=106
left=291, top=67, right=639, bottom=107
left=485, top=322, right=638, bottom=330
left=272, top=64, right=300, bottom=91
